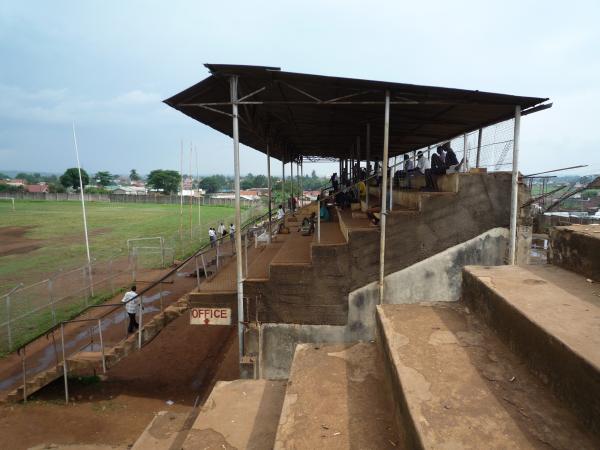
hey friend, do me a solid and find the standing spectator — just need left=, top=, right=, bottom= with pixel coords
left=209, top=227, right=217, bottom=247
left=229, top=223, right=235, bottom=242
left=330, top=173, right=339, bottom=191
left=217, top=222, right=226, bottom=237
left=292, top=196, right=297, bottom=212
left=122, top=285, right=140, bottom=333
left=277, top=204, right=285, bottom=220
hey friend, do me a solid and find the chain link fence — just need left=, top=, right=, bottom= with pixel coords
left=0, top=203, right=265, bottom=356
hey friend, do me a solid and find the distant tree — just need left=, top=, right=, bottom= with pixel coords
left=200, top=175, right=229, bottom=193
left=147, top=170, right=181, bottom=194
left=48, top=183, right=66, bottom=194
left=94, top=171, right=113, bottom=186
left=241, top=173, right=255, bottom=190
left=252, top=174, right=268, bottom=188
left=311, top=170, right=317, bottom=179
left=0, top=184, right=24, bottom=193
left=130, top=169, right=140, bottom=181
left=0, top=172, right=10, bottom=180
left=16, top=172, right=36, bottom=183
left=60, top=168, right=90, bottom=190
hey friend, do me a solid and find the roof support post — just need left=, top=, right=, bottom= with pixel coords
left=379, top=90, right=391, bottom=304
left=267, top=143, right=272, bottom=244
left=366, top=123, right=371, bottom=175
left=300, top=157, right=304, bottom=207
left=290, top=159, right=294, bottom=210
left=508, top=105, right=521, bottom=265
left=476, top=128, right=483, bottom=168
left=229, top=76, right=245, bottom=371
left=282, top=154, right=285, bottom=210
left=463, top=133, right=469, bottom=172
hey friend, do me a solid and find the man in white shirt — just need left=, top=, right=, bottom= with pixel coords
left=229, top=223, right=235, bottom=242
left=122, top=285, right=140, bottom=333
left=208, top=227, right=216, bottom=247
left=217, top=222, right=226, bottom=237
left=416, top=151, right=429, bottom=174
left=277, top=205, right=285, bottom=220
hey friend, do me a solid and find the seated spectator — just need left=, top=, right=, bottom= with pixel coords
left=443, top=143, right=463, bottom=173
left=330, top=172, right=339, bottom=191
left=417, top=151, right=437, bottom=191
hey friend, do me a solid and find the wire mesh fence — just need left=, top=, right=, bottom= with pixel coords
left=7, top=208, right=275, bottom=401
left=0, top=203, right=266, bottom=356
left=411, top=118, right=516, bottom=172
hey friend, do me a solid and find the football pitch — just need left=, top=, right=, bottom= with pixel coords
left=0, top=200, right=237, bottom=293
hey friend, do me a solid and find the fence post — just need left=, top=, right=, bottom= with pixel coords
left=98, top=319, right=106, bottom=373
left=21, top=345, right=27, bottom=403
left=132, top=248, right=137, bottom=283
left=194, top=255, right=200, bottom=289
left=48, top=278, right=56, bottom=326
left=158, top=282, right=164, bottom=313
left=60, top=323, right=69, bottom=404
left=88, top=263, right=94, bottom=298
left=244, top=232, right=248, bottom=278
left=108, top=258, right=115, bottom=295
left=82, top=267, right=89, bottom=307
left=201, top=253, right=208, bottom=279
left=5, top=293, right=12, bottom=351
left=160, top=237, right=165, bottom=269
left=138, top=295, right=143, bottom=349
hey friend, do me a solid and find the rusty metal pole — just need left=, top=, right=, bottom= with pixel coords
left=476, top=128, right=483, bottom=168
left=267, top=143, right=272, bottom=244
left=60, top=323, right=69, bottom=404
left=379, top=90, right=391, bottom=304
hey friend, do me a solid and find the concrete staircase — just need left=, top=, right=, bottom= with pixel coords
left=5, top=297, right=190, bottom=403
left=155, top=222, right=600, bottom=449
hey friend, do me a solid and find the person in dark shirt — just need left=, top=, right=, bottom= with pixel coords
left=444, top=143, right=461, bottom=171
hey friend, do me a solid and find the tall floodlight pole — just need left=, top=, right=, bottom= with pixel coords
left=179, top=141, right=184, bottom=239
left=508, top=105, right=522, bottom=265
left=230, top=76, right=244, bottom=371
left=72, top=122, right=93, bottom=295
left=267, top=143, right=272, bottom=244
left=379, top=91, right=391, bottom=304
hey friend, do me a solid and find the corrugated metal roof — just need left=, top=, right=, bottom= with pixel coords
left=164, top=64, right=548, bottom=162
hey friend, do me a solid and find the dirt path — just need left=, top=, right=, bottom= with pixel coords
left=0, top=312, right=239, bottom=450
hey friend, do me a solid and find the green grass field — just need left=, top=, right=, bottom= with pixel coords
left=0, top=200, right=238, bottom=293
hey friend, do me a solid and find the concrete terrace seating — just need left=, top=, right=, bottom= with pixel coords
left=376, top=302, right=598, bottom=449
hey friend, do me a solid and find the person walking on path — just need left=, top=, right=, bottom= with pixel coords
left=218, top=222, right=226, bottom=237
left=209, top=227, right=217, bottom=248
left=122, top=285, right=140, bottom=333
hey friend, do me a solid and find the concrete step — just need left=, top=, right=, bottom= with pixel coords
left=377, top=302, right=599, bottom=449
left=463, top=264, right=600, bottom=435
left=274, top=343, right=398, bottom=449
left=182, top=379, right=286, bottom=449
left=549, top=225, right=600, bottom=280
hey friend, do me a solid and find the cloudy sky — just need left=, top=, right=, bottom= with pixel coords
left=1, top=1, right=598, bottom=177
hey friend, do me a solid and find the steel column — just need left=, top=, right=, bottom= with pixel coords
left=98, top=319, right=106, bottom=373
left=60, top=323, right=69, bottom=404
left=509, top=106, right=522, bottom=265
left=379, top=91, right=391, bottom=304
left=476, top=128, right=483, bottom=168
left=267, top=143, right=272, bottom=244
left=230, top=76, right=245, bottom=369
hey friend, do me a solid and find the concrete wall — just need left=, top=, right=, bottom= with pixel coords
left=257, top=227, right=509, bottom=379
left=351, top=227, right=509, bottom=305
left=548, top=226, right=600, bottom=281
left=246, top=172, right=517, bottom=327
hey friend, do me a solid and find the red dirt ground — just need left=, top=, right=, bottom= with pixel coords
left=0, top=226, right=43, bottom=257
left=0, top=312, right=239, bottom=449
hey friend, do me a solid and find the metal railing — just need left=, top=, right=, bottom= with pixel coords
left=12, top=207, right=271, bottom=403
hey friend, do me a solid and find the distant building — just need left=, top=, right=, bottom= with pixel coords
left=25, top=183, right=49, bottom=194
left=111, top=186, right=148, bottom=195
left=180, top=188, right=205, bottom=197
left=6, top=179, right=25, bottom=187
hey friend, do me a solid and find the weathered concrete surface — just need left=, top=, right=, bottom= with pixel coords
left=183, top=379, right=286, bottom=450
left=549, top=225, right=600, bottom=281
left=131, top=410, right=188, bottom=450
left=258, top=278, right=379, bottom=379
left=258, top=227, right=509, bottom=379
left=352, top=227, right=509, bottom=305
left=274, top=343, right=398, bottom=449
left=246, top=172, right=521, bottom=326
left=463, top=264, right=600, bottom=435
left=377, top=303, right=599, bottom=449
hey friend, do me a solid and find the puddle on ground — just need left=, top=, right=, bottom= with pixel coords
left=0, top=290, right=171, bottom=391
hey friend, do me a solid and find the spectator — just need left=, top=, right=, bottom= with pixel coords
left=229, top=223, right=235, bottom=242
left=209, top=227, right=217, bottom=247
left=217, top=222, right=226, bottom=237
left=122, top=285, right=140, bottom=334
left=330, top=173, right=339, bottom=191
left=277, top=204, right=285, bottom=220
